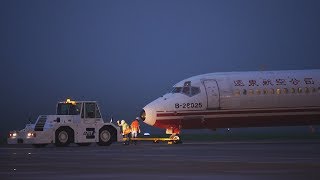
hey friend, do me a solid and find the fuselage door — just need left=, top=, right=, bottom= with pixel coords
left=203, top=80, right=220, bottom=109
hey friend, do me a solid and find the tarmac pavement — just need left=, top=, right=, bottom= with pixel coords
left=1, top=140, right=320, bottom=180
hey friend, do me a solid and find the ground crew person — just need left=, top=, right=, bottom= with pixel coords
left=117, top=120, right=131, bottom=145
left=130, top=117, right=141, bottom=145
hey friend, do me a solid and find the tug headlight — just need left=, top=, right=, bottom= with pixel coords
left=9, top=132, right=17, bottom=138
left=27, top=132, right=36, bottom=137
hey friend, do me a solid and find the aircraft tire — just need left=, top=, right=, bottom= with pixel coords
left=173, top=135, right=182, bottom=144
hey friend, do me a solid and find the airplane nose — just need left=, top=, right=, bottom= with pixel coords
left=139, top=109, right=146, bottom=121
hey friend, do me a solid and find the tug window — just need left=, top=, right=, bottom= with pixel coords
left=57, top=103, right=81, bottom=115
left=276, top=88, right=281, bottom=95
left=283, top=88, right=289, bottom=94
left=85, top=103, right=101, bottom=118
left=298, top=88, right=303, bottom=94
left=248, top=89, right=254, bottom=95
left=311, top=87, right=316, bottom=93
left=81, top=105, right=84, bottom=118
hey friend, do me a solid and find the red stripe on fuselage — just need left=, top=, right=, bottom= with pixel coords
left=153, top=107, right=320, bottom=129
left=156, top=107, right=320, bottom=117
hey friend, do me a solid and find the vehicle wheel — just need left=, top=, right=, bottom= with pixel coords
left=76, top=143, right=91, bottom=146
left=55, top=127, right=73, bottom=147
left=97, top=126, right=114, bottom=146
left=173, top=135, right=182, bottom=144
left=32, top=144, right=48, bottom=148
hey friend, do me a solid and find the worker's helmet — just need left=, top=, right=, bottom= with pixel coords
left=121, top=120, right=125, bottom=124
left=135, top=117, right=139, bottom=120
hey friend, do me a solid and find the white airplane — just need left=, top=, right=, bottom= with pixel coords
left=140, top=69, right=320, bottom=140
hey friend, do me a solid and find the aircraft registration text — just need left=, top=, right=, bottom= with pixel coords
left=175, top=103, right=203, bottom=109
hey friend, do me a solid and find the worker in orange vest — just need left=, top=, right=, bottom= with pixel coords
left=117, top=120, right=131, bottom=145
left=130, top=117, right=141, bottom=145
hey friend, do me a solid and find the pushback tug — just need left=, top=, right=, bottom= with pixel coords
left=8, top=99, right=122, bottom=147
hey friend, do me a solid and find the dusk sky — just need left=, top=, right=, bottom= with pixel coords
left=1, top=0, right=320, bottom=136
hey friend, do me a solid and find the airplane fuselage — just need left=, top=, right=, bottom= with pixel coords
left=140, top=69, right=320, bottom=134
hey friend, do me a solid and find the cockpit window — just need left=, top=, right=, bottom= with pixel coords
left=184, top=81, right=191, bottom=87
left=182, top=87, right=190, bottom=95
left=171, top=87, right=182, bottom=93
left=171, top=83, right=201, bottom=97
left=191, top=87, right=200, bottom=96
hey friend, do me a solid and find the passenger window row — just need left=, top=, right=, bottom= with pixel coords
left=234, top=87, right=320, bottom=96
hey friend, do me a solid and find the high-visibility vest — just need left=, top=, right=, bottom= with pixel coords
left=122, top=123, right=131, bottom=135
left=131, top=120, right=140, bottom=132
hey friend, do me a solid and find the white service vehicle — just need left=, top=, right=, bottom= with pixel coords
left=8, top=99, right=122, bottom=147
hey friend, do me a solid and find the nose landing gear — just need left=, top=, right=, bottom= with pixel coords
left=167, top=126, right=182, bottom=144
left=168, top=134, right=182, bottom=144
